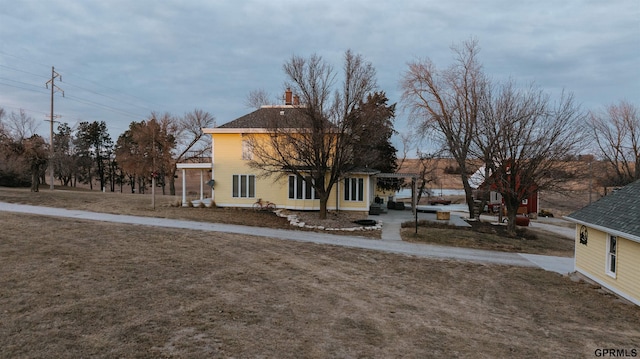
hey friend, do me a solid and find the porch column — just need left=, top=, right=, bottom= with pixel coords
left=181, top=168, right=187, bottom=205
left=200, top=169, right=204, bottom=200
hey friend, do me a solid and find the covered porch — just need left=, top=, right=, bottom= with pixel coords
left=176, top=162, right=214, bottom=206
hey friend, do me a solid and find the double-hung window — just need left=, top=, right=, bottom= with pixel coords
left=606, top=235, right=617, bottom=278
left=288, top=175, right=316, bottom=200
left=344, top=177, right=364, bottom=202
left=232, top=175, right=255, bottom=198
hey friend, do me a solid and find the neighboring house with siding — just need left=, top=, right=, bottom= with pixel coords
left=565, top=179, right=640, bottom=306
left=475, top=165, right=539, bottom=217
left=183, top=99, right=378, bottom=213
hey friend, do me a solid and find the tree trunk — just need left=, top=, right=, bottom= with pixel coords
left=318, top=194, right=328, bottom=219
left=129, top=175, right=135, bottom=193
left=30, top=168, right=39, bottom=192
left=504, top=196, right=520, bottom=236
left=461, top=175, right=475, bottom=219
left=169, top=166, right=177, bottom=196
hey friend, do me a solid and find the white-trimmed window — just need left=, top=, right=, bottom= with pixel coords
left=242, top=140, right=253, bottom=160
left=232, top=175, right=255, bottom=198
left=288, top=175, right=316, bottom=200
left=606, top=235, right=617, bottom=278
left=344, top=177, right=364, bottom=202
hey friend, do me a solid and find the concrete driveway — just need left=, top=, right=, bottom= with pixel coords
left=0, top=202, right=575, bottom=275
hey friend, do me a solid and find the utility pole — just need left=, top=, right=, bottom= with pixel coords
left=45, top=66, right=63, bottom=190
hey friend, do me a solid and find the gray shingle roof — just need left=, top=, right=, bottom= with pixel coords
left=566, top=179, right=640, bottom=241
left=218, top=107, right=311, bottom=129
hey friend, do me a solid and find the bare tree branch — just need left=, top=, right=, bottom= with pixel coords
left=401, top=38, right=488, bottom=217
left=248, top=51, right=378, bottom=219
left=589, top=100, right=640, bottom=186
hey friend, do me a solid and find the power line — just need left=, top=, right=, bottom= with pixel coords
left=0, top=80, right=49, bottom=95
left=62, top=80, right=154, bottom=114
left=1, top=64, right=149, bottom=120
left=1, top=55, right=158, bottom=112
left=0, top=104, right=50, bottom=117
left=1, top=51, right=161, bottom=109
left=1, top=53, right=171, bottom=135
left=1, top=79, right=148, bottom=122
left=0, top=64, right=49, bottom=80
left=0, top=50, right=51, bottom=69
left=64, top=93, right=147, bottom=120
left=62, top=71, right=165, bottom=110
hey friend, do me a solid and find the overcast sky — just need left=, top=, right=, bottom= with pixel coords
left=1, top=0, right=638, bottom=144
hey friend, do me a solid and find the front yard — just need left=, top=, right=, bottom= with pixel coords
left=1, top=212, right=638, bottom=357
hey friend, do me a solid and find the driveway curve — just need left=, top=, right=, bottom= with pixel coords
left=0, top=202, right=574, bottom=274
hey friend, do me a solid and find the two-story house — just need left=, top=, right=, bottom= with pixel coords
left=179, top=93, right=378, bottom=214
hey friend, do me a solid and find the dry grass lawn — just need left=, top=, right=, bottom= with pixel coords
left=402, top=220, right=576, bottom=257
left=0, top=187, right=379, bottom=238
left=1, top=213, right=639, bottom=358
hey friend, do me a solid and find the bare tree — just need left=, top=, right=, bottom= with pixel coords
left=589, top=100, right=640, bottom=187
left=0, top=107, right=6, bottom=135
left=0, top=108, right=30, bottom=186
left=245, top=89, right=273, bottom=109
left=477, top=82, right=586, bottom=234
left=401, top=38, right=489, bottom=218
left=396, top=132, right=442, bottom=204
left=248, top=50, right=377, bottom=219
left=5, top=109, right=39, bottom=141
left=168, top=109, right=216, bottom=195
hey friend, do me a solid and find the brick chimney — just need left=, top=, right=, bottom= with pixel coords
left=293, top=94, right=300, bottom=106
left=285, top=88, right=293, bottom=105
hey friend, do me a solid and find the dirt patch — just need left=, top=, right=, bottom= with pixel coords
left=1, top=213, right=638, bottom=358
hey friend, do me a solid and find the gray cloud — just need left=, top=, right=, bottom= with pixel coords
left=1, top=0, right=638, bottom=140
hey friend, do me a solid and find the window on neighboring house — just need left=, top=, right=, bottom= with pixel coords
left=288, top=175, right=317, bottom=200
left=242, top=140, right=253, bottom=160
left=606, top=235, right=617, bottom=277
left=344, top=177, right=364, bottom=201
left=232, top=175, right=255, bottom=198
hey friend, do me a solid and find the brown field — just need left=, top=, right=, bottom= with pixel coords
left=1, top=211, right=639, bottom=358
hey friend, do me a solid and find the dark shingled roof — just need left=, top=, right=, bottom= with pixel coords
left=218, top=107, right=310, bottom=129
left=566, top=179, right=640, bottom=241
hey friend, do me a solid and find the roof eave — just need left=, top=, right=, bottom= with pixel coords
left=564, top=216, right=640, bottom=244
left=203, top=128, right=269, bottom=134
